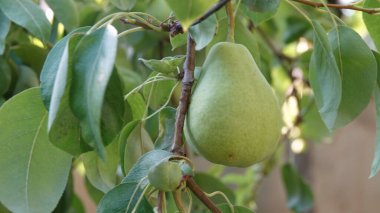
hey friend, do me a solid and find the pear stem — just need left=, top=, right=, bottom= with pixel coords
left=226, top=0, right=235, bottom=42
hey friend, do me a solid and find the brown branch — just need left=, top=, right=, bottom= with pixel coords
left=291, top=0, right=380, bottom=14
left=171, top=34, right=196, bottom=155
left=191, top=0, right=230, bottom=26
left=157, top=191, right=165, bottom=213
left=187, top=178, right=222, bottom=213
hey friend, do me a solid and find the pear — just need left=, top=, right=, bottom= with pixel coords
left=184, top=42, right=281, bottom=167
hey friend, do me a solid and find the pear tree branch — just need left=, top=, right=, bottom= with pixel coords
left=291, top=0, right=380, bottom=14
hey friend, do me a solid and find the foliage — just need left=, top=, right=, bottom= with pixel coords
left=0, top=0, right=380, bottom=212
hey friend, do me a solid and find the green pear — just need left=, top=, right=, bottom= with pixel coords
left=184, top=42, right=282, bottom=167
left=148, top=161, right=183, bottom=192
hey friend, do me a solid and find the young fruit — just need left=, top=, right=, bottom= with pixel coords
left=184, top=42, right=282, bottom=167
left=148, top=161, right=182, bottom=192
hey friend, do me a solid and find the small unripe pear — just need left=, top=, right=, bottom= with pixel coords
left=184, top=42, right=282, bottom=167
left=148, top=161, right=182, bottom=192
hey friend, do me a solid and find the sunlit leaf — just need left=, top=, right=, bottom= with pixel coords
left=70, top=25, right=118, bottom=158
left=46, top=0, right=79, bottom=31
left=0, top=88, right=72, bottom=213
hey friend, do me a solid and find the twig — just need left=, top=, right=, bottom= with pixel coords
left=171, top=34, right=196, bottom=155
left=291, top=0, right=380, bottom=14
left=187, top=178, right=222, bottom=213
left=157, top=191, right=165, bottom=213
left=191, top=0, right=230, bottom=26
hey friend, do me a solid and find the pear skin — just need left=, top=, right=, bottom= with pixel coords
left=184, top=42, right=282, bottom=167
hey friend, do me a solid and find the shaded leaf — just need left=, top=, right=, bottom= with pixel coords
left=189, top=14, right=218, bottom=50
left=143, top=72, right=176, bottom=109
left=170, top=32, right=187, bottom=50
left=0, top=0, right=51, bottom=42
left=96, top=182, right=146, bottom=213
left=328, top=26, right=377, bottom=128
left=0, top=11, right=10, bottom=55
left=70, top=25, right=118, bottom=158
left=155, top=107, right=177, bottom=151
left=46, top=0, right=79, bottom=31
left=13, top=43, right=48, bottom=72
left=0, top=58, right=11, bottom=95
left=371, top=85, right=380, bottom=178
left=122, top=149, right=172, bottom=183
left=282, top=164, right=313, bottom=213
left=13, top=65, right=39, bottom=94
left=126, top=93, right=147, bottom=120
left=119, top=122, right=154, bottom=174
left=242, top=0, right=280, bottom=12
left=206, top=204, right=255, bottom=213
left=309, top=20, right=341, bottom=131
left=139, top=55, right=185, bottom=75
left=165, top=0, right=218, bottom=31
left=110, top=0, right=136, bottom=10
left=82, top=138, right=119, bottom=193
left=0, top=88, right=72, bottom=213
left=193, top=173, right=235, bottom=204
left=363, top=0, right=380, bottom=50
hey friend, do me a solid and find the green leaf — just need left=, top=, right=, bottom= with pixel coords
left=126, top=93, right=147, bottom=120
left=119, top=122, right=154, bottom=174
left=96, top=182, right=146, bottom=213
left=110, top=0, right=136, bottom=10
left=206, top=204, right=255, bottom=213
left=0, top=0, right=51, bottom=42
left=282, top=164, right=314, bottom=213
left=170, top=32, right=187, bottom=50
left=122, top=149, right=173, bottom=183
left=70, top=25, right=118, bottom=158
left=143, top=72, right=176, bottom=110
left=309, top=21, right=341, bottom=131
left=155, top=107, right=177, bottom=151
left=139, top=55, right=185, bottom=75
left=40, top=27, right=89, bottom=117
left=374, top=51, right=380, bottom=87
left=82, top=138, right=119, bottom=193
left=189, top=14, right=218, bottom=50
left=101, top=69, right=125, bottom=145
left=0, top=88, right=72, bottom=213
left=0, top=58, right=11, bottom=96
left=12, top=43, right=48, bottom=72
left=328, top=26, right=377, bottom=128
left=240, top=3, right=278, bottom=25
left=41, top=28, right=91, bottom=156
left=371, top=85, right=380, bottom=178
left=242, top=0, right=280, bottom=12
left=370, top=52, right=380, bottom=178
left=193, top=173, right=235, bottom=204
left=165, top=0, right=218, bottom=31
left=13, top=65, right=39, bottom=94
left=363, top=0, right=380, bottom=51
left=0, top=11, right=10, bottom=55
left=45, top=0, right=79, bottom=31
